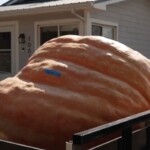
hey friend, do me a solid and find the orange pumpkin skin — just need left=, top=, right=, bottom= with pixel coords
left=0, top=35, right=150, bottom=149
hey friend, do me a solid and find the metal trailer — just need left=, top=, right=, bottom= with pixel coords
left=0, top=110, right=150, bottom=150
left=0, top=140, right=44, bottom=150
left=66, top=110, right=150, bottom=150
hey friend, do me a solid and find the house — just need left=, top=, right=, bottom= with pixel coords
left=0, top=0, right=150, bottom=80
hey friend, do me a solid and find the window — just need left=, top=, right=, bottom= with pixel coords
left=40, top=26, right=57, bottom=45
left=0, top=32, right=11, bottom=73
left=40, top=24, right=79, bottom=45
left=92, top=23, right=117, bottom=40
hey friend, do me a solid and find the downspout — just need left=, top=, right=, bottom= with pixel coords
left=71, top=9, right=85, bottom=22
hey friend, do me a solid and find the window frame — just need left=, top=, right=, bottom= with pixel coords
left=91, top=19, right=118, bottom=40
left=40, top=24, right=79, bottom=45
left=34, top=19, right=83, bottom=49
left=0, top=22, right=19, bottom=78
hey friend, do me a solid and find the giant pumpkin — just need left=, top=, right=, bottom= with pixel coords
left=0, top=35, right=150, bottom=149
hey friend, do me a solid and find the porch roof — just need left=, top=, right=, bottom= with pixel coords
left=0, top=0, right=125, bottom=17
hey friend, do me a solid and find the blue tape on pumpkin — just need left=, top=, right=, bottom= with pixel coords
left=44, top=69, right=61, bottom=77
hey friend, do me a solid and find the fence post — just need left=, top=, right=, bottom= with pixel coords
left=117, top=138, right=122, bottom=150
left=73, top=134, right=84, bottom=150
left=146, top=127, right=150, bottom=150
left=121, top=127, right=132, bottom=150
left=66, top=141, right=73, bottom=150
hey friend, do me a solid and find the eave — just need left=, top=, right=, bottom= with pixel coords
left=93, top=0, right=125, bottom=10
left=0, top=2, right=93, bottom=17
left=0, top=0, right=126, bottom=18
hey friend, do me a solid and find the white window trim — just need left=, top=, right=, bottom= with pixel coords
left=91, top=18, right=118, bottom=40
left=0, top=21, right=19, bottom=76
left=34, top=19, right=83, bottom=50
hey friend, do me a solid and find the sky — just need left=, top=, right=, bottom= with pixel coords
left=0, top=0, right=9, bottom=5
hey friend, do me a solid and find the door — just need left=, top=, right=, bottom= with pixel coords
left=0, top=26, right=16, bottom=79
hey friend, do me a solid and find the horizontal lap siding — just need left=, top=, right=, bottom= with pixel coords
left=91, top=0, right=150, bottom=58
left=0, top=11, right=83, bottom=70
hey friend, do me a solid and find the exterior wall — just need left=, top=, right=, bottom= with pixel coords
left=0, top=11, right=84, bottom=70
left=90, top=0, right=150, bottom=58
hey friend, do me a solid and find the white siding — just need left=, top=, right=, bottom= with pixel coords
left=0, top=11, right=84, bottom=70
left=91, top=0, right=150, bottom=58
left=0, top=0, right=150, bottom=76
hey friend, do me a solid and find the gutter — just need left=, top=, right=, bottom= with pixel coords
left=0, top=0, right=126, bottom=18
left=0, top=2, right=93, bottom=18
left=71, top=9, right=85, bottom=22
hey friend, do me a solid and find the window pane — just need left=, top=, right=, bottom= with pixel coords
left=0, top=51, right=11, bottom=73
left=0, top=32, right=11, bottom=49
left=40, top=26, right=57, bottom=45
left=103, top=26, right=114, bottom=39
left=60, top=25, right=79, bottom=36
left=92, top=25, right=102, bottom=36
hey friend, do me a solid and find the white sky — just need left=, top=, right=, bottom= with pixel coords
left=0, top=0, right=9, bottom=5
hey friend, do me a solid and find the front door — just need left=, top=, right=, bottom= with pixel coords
left=0, top=25, right=17, bottom=80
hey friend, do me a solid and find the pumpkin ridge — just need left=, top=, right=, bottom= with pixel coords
left=18, top=53, right=150, bottom=103
left=0, top=35, right=150, bottom=150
